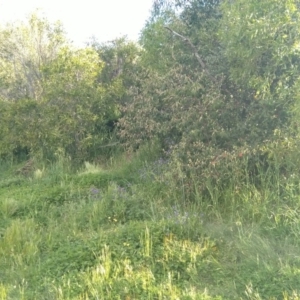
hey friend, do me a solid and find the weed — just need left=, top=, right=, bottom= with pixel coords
left=1, top=152, right=300, bottom=299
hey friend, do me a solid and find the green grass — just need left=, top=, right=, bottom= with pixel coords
left=1, top=152, right=300, bottom=299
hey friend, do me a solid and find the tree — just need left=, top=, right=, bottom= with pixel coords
left=220, top=0, right=300, bottom=101
left=90, top=37, right=141, bottom=86
left=119, top=0, right=300, bottom=193
left=0, top=14, right=123, bottom=161
left=0, top=13, right=67, bottom=102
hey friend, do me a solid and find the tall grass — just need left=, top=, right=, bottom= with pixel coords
left=0, top=147, right=300, bottom=299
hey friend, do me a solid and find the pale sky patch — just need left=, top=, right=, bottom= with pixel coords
left=0, top=0, right=154, bottom=45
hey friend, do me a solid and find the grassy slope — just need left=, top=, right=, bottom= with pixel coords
left=0, top=153, right=300, bottom=300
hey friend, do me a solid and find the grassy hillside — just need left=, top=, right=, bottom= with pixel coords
left=1, top=150, right=300, bottom=299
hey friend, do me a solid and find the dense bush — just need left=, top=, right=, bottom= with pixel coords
left=118, top=0, right=300, bottom=194
left=0, top=14, right=127, bottom=162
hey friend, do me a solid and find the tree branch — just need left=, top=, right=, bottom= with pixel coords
left=164, top=26, right=219, bottom=86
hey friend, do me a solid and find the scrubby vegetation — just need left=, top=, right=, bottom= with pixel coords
left=1, top=0, right=300, bottom=299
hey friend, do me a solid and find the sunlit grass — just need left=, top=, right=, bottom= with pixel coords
left=0, top=219, right=40, bottom=266
left=78, top=161, right=103, bottom=175
left=0, top=198, right=20, bottom=218
left=1, top=151, right=300, bottom=299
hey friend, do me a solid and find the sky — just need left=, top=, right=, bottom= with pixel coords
left=0, top=0, right=154, bottom=46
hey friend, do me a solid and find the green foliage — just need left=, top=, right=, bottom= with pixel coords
left=0, top=13, right=66, bottom=101
left=91, top=37, right=141, bottom=87
left=1, top=151, right=300, bottom=299
left=220, top=0, right=300, bottom=96
left=119, top=0, right=300, bottom=198
left=2, top=3, right=300, bottom=298
left=40, top=46, right=118, bottom=160
left=0, top=14, right=124, bottom=162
